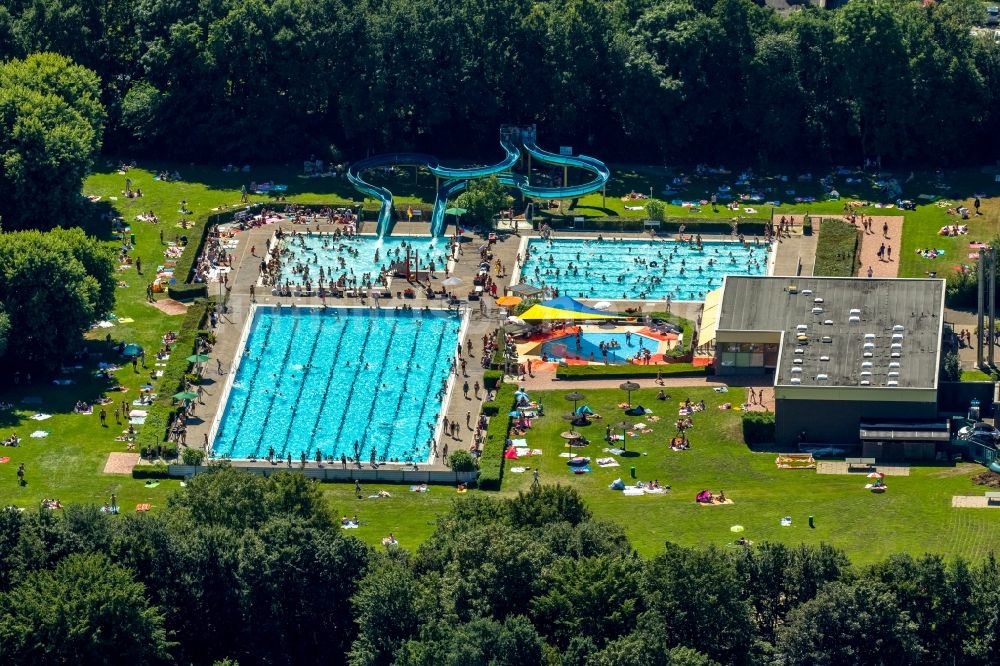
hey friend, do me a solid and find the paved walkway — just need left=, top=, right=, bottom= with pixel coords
left=770, top=214, right=817, bottom=276
left=952, top=495, right=999, bottom=508
left=855, top=216, right=904, bottom=277
left=103, top=452, right=140, bottom=475
left=816, top=462, right=910, bottom=476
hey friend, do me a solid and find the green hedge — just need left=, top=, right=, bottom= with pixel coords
left=742, top=411, right=776, bottom=444
left=483, top=370, right=503, bottom=389
left=646, top=311, right=695, bottom=354
left=478, top=383, right=518, bottom=490
left=137, top=299, right=213, bottom=452
left=813, top=218, right=860, bottom=277
left=556, top=363, right=704, bottom=380
left=131, top=463, right=170, bottom=479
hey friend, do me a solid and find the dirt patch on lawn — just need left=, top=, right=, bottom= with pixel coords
left=103, top=452, right=140, bottom=475
left=972, top=470, right=1000, bottom=487
left=151, top=299, right=188, bottom=316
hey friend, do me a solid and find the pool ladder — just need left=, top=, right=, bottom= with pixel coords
left=272, top=318, right=327, bottom=460
left=223, top=319, right=276, bottom=457
left=249, top=318, right=300, bottom=459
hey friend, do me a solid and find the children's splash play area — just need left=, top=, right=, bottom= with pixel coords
left=209, top=307, right=465, bottom=464
left=530, top=325, right=680, bottom=365
left=516, top=237, right=771, bottom=302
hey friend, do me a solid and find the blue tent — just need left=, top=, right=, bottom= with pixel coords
left=540, top=296, right=617, bottom=318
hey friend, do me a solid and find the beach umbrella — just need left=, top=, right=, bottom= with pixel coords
left=730, top=525, right=745, bottom=533
left=866, top=471, right=885, bottom=479
left=122, top=343, right=144, bottom=358
left=496, top=295, right=522, bottom=307
left=619, top=381, right=640, bottom=406
left=445, top=207, right=467, bottom=216
left=593, top=301, right=612, bottom=310
left=442, top=276, right=463, bottom=287
left=564, top=391, right=585, bottom=413
left=187, top=354, right=210, bottom=363
left=173, top=391, right=198, bottom=401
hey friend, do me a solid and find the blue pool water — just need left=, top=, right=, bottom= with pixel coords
left=212, top=307, right=462, bottom=462
left=520, top=238, right=768, bottom=301
left=541, top=332, right=661, bottom=365
left=278, top=234, right=451, bottom=286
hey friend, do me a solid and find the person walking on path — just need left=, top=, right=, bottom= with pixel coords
left=867, top=266, right=874, bottom=278
left=17, top=463, right=25, bottom=486
left=887, top=245, right=893, bottom=262
left=463, top=380, right=469, bottom=399
left=473, top=381, right=481, bottom=399
left=882, top=221, right=889, bottom=238
left=877, top=243, right=886, bottom=261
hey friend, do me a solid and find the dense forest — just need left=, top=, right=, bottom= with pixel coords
left=0, top=468, right=999, bottom=666
left=0, top=0, right=997, bottom=165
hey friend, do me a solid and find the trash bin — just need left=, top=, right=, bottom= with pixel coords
left=130, top=233, right=137, bottom=245
left=808, top=515, right=815, bottom=528
left=630, top=465, right=636, bottom=479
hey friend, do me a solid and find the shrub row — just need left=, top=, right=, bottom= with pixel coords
left=131, top=463, right=171, bottom=479
left=483, top=370, right=503, bottom=389
left=478, top=382, right=518, bottom=490
left=137, top=299, right=213, bottom=452
left=555, top=363, right=705, bottom=380
left=742, top=411, right=776, bottom=444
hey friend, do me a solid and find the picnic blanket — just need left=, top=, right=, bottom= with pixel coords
left=623, top=487, right=645, bottom=496
left=30, top=413, right=51, bottom=421
left=596, top=457, right=620, bottom=467
left=136, top=503, right=151, bottom=512
left=30, top=431, right=48, bottom=438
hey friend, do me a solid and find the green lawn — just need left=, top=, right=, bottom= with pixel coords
left=813, top=219, right=861, bottom=277
left=2, top=158, right=998, bottom=559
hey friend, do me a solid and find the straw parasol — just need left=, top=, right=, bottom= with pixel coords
left=619, top=381, right=640, bottom=406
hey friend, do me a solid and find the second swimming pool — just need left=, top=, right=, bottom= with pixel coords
left=519, top=237, right=768, bottom=301
left=211, top=307, right=462, bottom=463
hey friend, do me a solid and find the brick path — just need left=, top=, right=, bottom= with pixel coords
left=854, top=215, right=904, bottom=277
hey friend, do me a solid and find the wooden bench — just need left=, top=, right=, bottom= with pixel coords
left=986, top=492, right=1000, bottom=505
left=845, top=457, right=876, bottom=471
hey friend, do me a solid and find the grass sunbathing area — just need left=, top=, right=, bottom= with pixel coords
left=323, top=386, right=1000, bottom=563
left=1, top=159, right=999, bottom=561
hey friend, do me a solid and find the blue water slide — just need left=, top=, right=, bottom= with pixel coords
left=346, top=153, right=438, bottom=237
left=429, top=179, right=468, bottom=236
left=521, top=140, right=610, bottom=199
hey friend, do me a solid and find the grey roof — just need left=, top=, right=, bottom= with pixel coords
left=717, top=276, right=945, bottom=389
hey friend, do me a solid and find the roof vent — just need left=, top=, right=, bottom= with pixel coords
left=796, top=324, right=809, bottom=331
left=864, top=333, right=876, bottom=340
left=890, top=351, right=901, bottom=358
left=800, top=288, right=810, bottom=295
left=816, top=373, right=829, bottom=381
left=788, top=284, right=799, bottom=294
left=864, top=351, right=874, bottom=358
left=821, top=335, right=833, bottom=343
left=861, top=379, right=871, bottom=386
left=888, top=371, right=900, bottom=379
left=888, top=361, right=900, bottom=369
left=892, top=333, right=903, bottom=341
left=814, top=297, right=824, bottom=303
left=887, top=380, right=899, bottom=387
left=850, top=308, right=861, bottom=315
left=893, top=325, right=904, bottom=332
left=863, top=342, right=875, bottom=349
left=812, top=307, right=823, bottom=314
left=793, top=358, right=803, bottom=365
left=820, top=355, right=830, bottom=361
left=791, top=367, right=803, bottom=374
left=791, top=377, right=802, bottom=384
left=824, top=319, right=833, bottom=325
left=849, top=316, right=861, bottom=323
left=861, top=371, right=873, bottom=379
left=862, top=361, right=873, bottom=368
left=891, top=342, right=903, bottom=350
left=797, top=335, right=809, bottom=343
left=794, top=348, right=804, bottom=355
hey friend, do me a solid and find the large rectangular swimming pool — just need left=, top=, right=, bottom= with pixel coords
left=519, top=237, right=768, bottom=301
left=211, top=307, right=462, bottom=463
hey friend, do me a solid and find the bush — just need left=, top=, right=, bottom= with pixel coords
left=481, top=401, right=501, bottom=417
left=803, top=215, right=813, bottom=236
left=447, top=450, right=478, bottom=472
left=556, top=363, right=704, bottom=380
left=137, top=300, right=212, bottom=451
left=131, top=463, right=170, bottom=479
left=167, top=282, right=208, bottom=301
left=483, top=370, right=503, bottom=389
left=182, top=448, right=206, bottom=466
left=946, top=269, right=977, bottom=308
left=478, top=383, right=518, bottom=490
left=813, top=219, right=860, bottom=277
left=742, top=411, right=776, bottom=445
